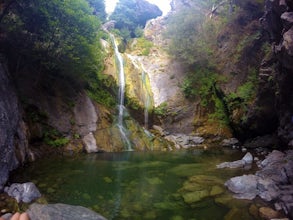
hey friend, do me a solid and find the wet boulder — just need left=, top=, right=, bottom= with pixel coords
left=216, top=152, right=253, bottom=169
left=4, top=182, right=41, bottom=203
left=225, top=150, right=293, bottom=218
left=27, top=203, right=107, bottom=220
left=225, top=175, right=259, bottom=200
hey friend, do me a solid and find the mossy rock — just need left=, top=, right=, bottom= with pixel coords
left=145, top=177, right=163, bottom=185
left=182, top=190, right=210, bottom=204
left=180, top=182, right=205, bottom=192
left=188, top=175, right=223, bottom=185
left=210, top=185, right=224, bottom=196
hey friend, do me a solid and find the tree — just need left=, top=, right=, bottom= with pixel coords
left=87, top=0, right=107, bottom=21
left=110, top=0, right=162, bottom=39
left=1, top=0, right=104, bottom=79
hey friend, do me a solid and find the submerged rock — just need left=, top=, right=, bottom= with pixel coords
left=27, top=203, right=106, bottom=220
left=4, top=182, right=41, bottom=203
left=182, top=190, right=209, bottom=204
left=179, top=174, right=223, bottom=205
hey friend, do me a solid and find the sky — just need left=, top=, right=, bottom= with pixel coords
left=105, top=0, right=171, bottom=15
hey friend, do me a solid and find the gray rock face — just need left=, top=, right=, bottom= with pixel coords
left=27, top=203, right=107, bottom=220
left=262, top=0, right=293, bottom=146
left=281, top=12, right=293, bottom=31
left=73, top=93, right=99, bottom=153
left=0, top=61, right=27, bottom=191
left=74, top=93, right=98, bottom=136
left=82, top=132, right=98, bottom=153
left=4, top=182, right=41, bottom=203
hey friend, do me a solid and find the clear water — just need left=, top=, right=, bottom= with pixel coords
left=11, top=149, right=263, bottom=220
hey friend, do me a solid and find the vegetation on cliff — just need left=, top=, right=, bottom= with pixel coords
left=165, top=0, right=267, bottom=135
left=0, top=0, right=115, bottom=108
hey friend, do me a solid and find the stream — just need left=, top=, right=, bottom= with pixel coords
left=11, top=149, right=264, bottom=220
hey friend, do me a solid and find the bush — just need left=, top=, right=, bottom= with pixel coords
left=134, top=37, right=153, bottom=56
left=44, top=129, right=69, bottom=147
left=154, top=102, right=168, bottom=117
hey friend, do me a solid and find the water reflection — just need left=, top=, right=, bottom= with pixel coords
left=11, top=150, right=263, bottom=219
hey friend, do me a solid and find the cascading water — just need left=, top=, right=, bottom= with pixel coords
left=142, top=71, right=151, bottom=129
left=110, top=34, right=132, bottom=151
left=127, top=54, right=153, bottom=129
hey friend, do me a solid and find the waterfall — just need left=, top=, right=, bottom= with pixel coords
left=126, top=54, right=154, bottom=129
left=142, top=71, right=151, bottom=129
left=110, top=34, right=132, bottom=151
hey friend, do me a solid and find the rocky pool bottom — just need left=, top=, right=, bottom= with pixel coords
left=2, top=149, right=289, bottom=219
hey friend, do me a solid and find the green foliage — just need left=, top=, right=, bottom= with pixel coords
left=225, top=67, right=258, bottom=123
left=1, top=0, right=105, bottom=80
left=235, top=32, right=261, bottom=61
left=181, top=66, right=230, bottom=125
left=86, top=73, right=117, bottom=108
left=181, top=67, right=217, bottom=102
left=164, top=1, right=224, bottom=65
left=134, top=26, right=144, bottom=38
left=1, top=0, right=117, bottom=109
left=227, top=67, right=258, bottom=105
left=87, top=0, right=107, bottom=21
left=133, top=37, right=153, bottom=56
left=44, top=129, right=69, bottom=147
left=154, top=102, right=168, bottom=117
left=261, top=42, right=272, bottom=60
left=208, top=94, right=229, bottom=125
left=110, top=0, right=162, bottom=41
left=126, top=97, right=141, bottom=110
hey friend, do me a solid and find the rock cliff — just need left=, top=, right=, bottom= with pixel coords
left=135, top=0, right=293, bottom=145
left=0, top=58, right=29, bottom=191
left=260, top=0, right=293, bottom=146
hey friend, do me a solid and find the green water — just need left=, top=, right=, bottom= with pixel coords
left=11, top=149, right=262, bottom=220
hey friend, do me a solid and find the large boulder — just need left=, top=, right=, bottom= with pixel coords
left=225, top=175, right=259, bottom=200
left=4, top=182, right=41, bottom=203
left=73, top=93, right=98, bottom=136
left=217, top=152, right=253, bottom=169
left=225, top=150, right=293, bottom=218
left=27, top=203, right=107, bottom=220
